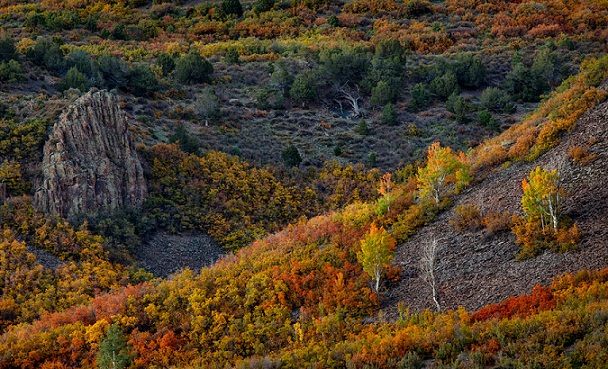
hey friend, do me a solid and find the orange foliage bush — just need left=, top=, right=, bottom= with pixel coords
left=568, top=145, right=597, bottom=165
left=450, top=203, right=482, bottom=232
left=512, top=215, right=580, bottom=259
left=481, top=210, right=513, bottom=236
left=471, top=285, right=556, bottom=322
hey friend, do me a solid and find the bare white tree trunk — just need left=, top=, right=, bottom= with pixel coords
left=420, top=237, right=441, bottom=313
left=547, top=193, right=560, bottom=232
left=335, top=83, right=363, bottom=118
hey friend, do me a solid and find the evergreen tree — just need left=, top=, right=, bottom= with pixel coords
left=453, top=52, right=485, bottom=88
left=480, top=87, right=514, bottom=113
left=281, top=144, right=302, bottom=167
left=96, top=323, right=134, bottom=369
left=409, top=83, right=430, bottom=112
left=381, top=103, right=398, bottom=126
left=370, top=80, right=396, bottom=107
left=430, top=71, right=460, bottom=101
left=478, top=109, right=498, bottom=130
left=0, top=37, right=16, bottom=62
left=224, top=46, right=240, bottom=64
left=445, top=93, right=470, bottom=124
left=155, top=52, right=175, bottom=76
left=222, top=0, right=243, bottom=17
left=175, top=50, right=213, bottom=84
left=57, top=66, right=90, bottom=92
left=290, top=73, right=316, bottom=102
left=356, top=119, right=370, bottom=135
left=254, top=0, right=275, bottom=14
left=127, top=64, right=160, bottom=97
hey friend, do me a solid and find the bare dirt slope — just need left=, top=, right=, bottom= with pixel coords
left=385, top=92, right=608, bottom=316
left=135, top=232, right=224, bottom=278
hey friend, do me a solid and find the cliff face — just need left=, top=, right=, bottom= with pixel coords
left=35, top=90, right=147, bottom=219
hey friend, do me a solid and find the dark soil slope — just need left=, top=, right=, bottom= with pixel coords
left=386, top=87, right=608, bottom=315
left=135, top=232, right=224, bottom=278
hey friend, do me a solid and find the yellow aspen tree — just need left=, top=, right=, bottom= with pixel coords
left=357, top=223, right=396, bottom=292
left=522, top=166, right=562, bottom=232
left=417, top=142, right=470, bottom=205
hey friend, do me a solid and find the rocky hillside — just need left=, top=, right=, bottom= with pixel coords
left=34, top=90, right=147, bottom=219
left=387, top=82, right=608, bottom=315
left=135, top=232, right=224, bottom=278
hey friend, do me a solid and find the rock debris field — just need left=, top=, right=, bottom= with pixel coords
left=135, top=232, right=225, bottom=278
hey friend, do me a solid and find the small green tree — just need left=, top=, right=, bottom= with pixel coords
left=409, top=83, right=430, bottom=112
left=254, top=0, right=275, bottom=14
left=430, top=71, right=460, bottom=101
left=326, top=14, right=339, bottom=27
left=290, top=73, right=316, bottom=102
left=222, top=0, right=243, bottom=17
left=356, top=118, right=370, bottom=135
left=281, top=144, right=302, bottom=167
left=174, top=50, right=213, bottom=84
left=480, top=87, right=514, bottom=113
left=155, top=52, right=175, bottom=75
left=224, top=46, right=240, bottom=64
left=381, top=103, right=398, bottom=126
left=0, top=37, right=16, bottom=62
left=57, top=66, right=90, bottom=92
left=453, top=52, right=486, bottom=88
left=96, top=323, right=134, bottom=369
left=370, top=80, right=396, bottom=107
left=357, top=223, right=395, bottom=292
left=127, top=64, right=160, bottom=97
left=27, top=38, right=65, bottom=73
left=195, top=87, right=220, bottom=122
left=445, top=93, right=470, bottom=124
left=0, top=60, right=24, bottom=83
left=477, top=109, right=498, bottom=130
left=269, top=61, right=293, bottom=94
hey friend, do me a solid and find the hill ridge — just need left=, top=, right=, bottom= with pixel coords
left=387, top=81, right=608, bottom=316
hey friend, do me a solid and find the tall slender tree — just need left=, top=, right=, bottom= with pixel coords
left=357, top=223, right=395, bottom=292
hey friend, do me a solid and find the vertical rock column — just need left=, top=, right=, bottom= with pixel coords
left=35, top=90, right=147, bottom=219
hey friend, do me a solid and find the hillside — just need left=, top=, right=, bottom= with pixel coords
left=2, top=0, right=608, bottom=367
left=388, top=80, right=608, bottom=314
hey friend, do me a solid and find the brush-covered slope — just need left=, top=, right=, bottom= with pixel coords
left=2, top=61, right=608, bottom=368
left=388, top=80, right=608, bottom=314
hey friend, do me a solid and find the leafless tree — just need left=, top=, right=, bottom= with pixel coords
left=334, top=82, right=363, bottom=118
left=419, top=237, right=441, bottom=313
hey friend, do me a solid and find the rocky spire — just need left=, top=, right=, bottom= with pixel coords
left=35, top=90, right=147, bottom=219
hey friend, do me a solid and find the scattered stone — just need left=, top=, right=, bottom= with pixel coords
left=135, top=232, right=225, bottom=278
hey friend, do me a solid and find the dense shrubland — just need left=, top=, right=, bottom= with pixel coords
left=0, top=0, right=607, bottom=366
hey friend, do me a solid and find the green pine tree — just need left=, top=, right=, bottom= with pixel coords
left=96, top=323, right=134, bottom=369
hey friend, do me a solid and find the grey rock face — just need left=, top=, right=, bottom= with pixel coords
left=35, top=90, right=147, bottom=218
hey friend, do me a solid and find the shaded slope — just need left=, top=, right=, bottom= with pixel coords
left=387, top=83, right=608, bottom=314
left=135, top=232, right=224, bottom=278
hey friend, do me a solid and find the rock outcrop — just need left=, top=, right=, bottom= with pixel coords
left=35, top=90, right=147, bottom=219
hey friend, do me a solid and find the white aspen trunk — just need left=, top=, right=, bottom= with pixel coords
left=550, top=193, right=560, bottom=231
left=431, top=277, right=441, bottom=313
left=420, top=238, right=441, bottom=313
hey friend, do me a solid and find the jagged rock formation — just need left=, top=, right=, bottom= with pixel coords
left=35, top=90, right=147, bottom=219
